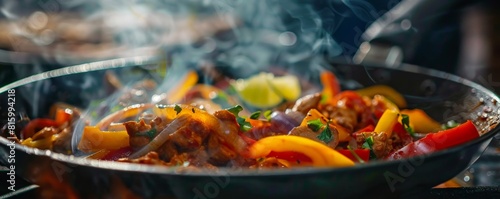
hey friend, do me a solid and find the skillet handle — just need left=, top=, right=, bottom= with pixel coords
left=354, top=0, right=475, bottom=67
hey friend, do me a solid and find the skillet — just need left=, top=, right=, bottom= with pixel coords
left=0, top=56, right=499, bottom=199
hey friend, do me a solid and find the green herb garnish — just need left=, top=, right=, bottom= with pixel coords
left=226, top=105, right=252, bottom=132
left=249, top=111, right=261, bottom=120
left=362, top=136, right=376, bottom=159
left=307, top=119, right=324, bottom=132
left=136, top=128, right=157, bottom=140
left=174, top=104, right=182, bottom=115
left=263, top=110, right=272, bottom=121
left=362, top=136, right=374, bottom=149
left=226, top=105, right=244, bottom=115
left=317, top=122, right=333, bottom=143
left=401, top=114, right=415, bottom=136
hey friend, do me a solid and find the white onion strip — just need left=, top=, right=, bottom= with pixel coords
left=96, top=103, right=154, bottom=130
left=129, top=114, right=191, bottom=159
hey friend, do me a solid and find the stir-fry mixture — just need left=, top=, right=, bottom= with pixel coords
left=12, top=70, right=480, bottom=169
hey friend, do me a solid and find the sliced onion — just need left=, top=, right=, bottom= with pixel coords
left=129, top=114, right=191, bottom=159
left=270, top=111, right=301, bottom=133
left=284, top=109, right=305, bottom=124
left=95, top=103, right=154, bottom=130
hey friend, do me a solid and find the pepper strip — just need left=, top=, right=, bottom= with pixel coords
left=387, top=120, right=479, bottom=160
left=399, top=109, right=441, bottom=134
left=247, top=135, right=354, bottom=167
left=374, top=109, right=399, bottom=137
left=320, top=71, right=341, bottom=102
left=356, top=85, right=407, bottom=108
left=77, top=126, right=129, bottom=153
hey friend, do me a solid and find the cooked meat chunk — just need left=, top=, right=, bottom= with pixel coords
left=208, top=110, right=245, bottom=165
left=123, top=119, right=158, bottom=150
left=168, top=118, right=210, bottom=151
left=206, top=135, right=238, bottom=166
left=149, top=109, right=246, bottom=166
left=356, top=132, right=393, bottom=158
left=52, top=127, right=73, bottom=154
left=320, top=104, right=358, bottom=132
left=118, top=151, right=169, bottom=166
left=288, top=126, right=339, bottom=149
left=292, top=93, right=322, bottom=115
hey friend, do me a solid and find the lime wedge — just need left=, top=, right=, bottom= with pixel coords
left=268, top=75, right=301, bottom=101
left=233, top=73, right=283, bottom=108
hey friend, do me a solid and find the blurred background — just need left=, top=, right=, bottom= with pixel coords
left=0, top=0, right=499, bottom=188
left=0, top=0, right=499, bottom=88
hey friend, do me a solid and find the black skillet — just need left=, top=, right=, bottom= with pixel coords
left=0, top=56, right=499, bottom=199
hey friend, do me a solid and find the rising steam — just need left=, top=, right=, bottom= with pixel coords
left=1, top=0, right=367, bottom=155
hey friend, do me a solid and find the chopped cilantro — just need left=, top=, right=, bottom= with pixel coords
left=226, top=105, right=244, bottom=115
left=226, top=105, right=252, bottom=132
left=174, top=104, right=182, bottom=115
left=362, top=136, right=374, bottom=149
left=362, top=136, right=376, bottom=159
left=401, top=114, right=415, bottom=136
left=307, top=119, right=324, bottom=132
left=249, top=111, right=261, bottom=119
left=136, top=128, right=157, bottom=140
left=317, top=122, right=333, bottom=143
left=237, top=117, right=252, bottom=132
left=263, top=110, right=272, bottom=121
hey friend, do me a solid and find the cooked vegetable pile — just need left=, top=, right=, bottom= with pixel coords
left=13, top=70, right=480, bottom=169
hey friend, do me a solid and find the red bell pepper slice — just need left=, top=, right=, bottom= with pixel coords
left=267, top=151, right=313, bottom=164
left=387, top=120, right=479, bottom=160
left=353, top=124, right=374, bottom=135
left=337, top=149, right=370, bottom=163
left=22, top=118, right=59, bottom=139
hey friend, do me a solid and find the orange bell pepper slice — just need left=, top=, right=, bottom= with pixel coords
left=247, top=135, right=354, bottom=167
left=320, top=71, right=341, bottom=102
left=399, top=109, right=441, bottom=134
left=78, top=126, right=129, bottom=153
left=55, top=108, right=73, bottom=126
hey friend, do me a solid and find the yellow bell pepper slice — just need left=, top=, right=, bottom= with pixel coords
left=248, top=135, right=355, bottom=167
left=356, top=85, right=407, bottom=108
left=374, top=109, right=399, bottom=137
left=78, top=126, right=129, bottom=153
left=399, top=109, right=441, bottom=134
left=300, top=109, right=351, bottom=142
left=164, top=70, right=199, bottom=104
left=21, top=136, right=54, bottom=150
left=153, top=104, right=204, bottom=122
left=374, top=95, right=399, bottom=112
